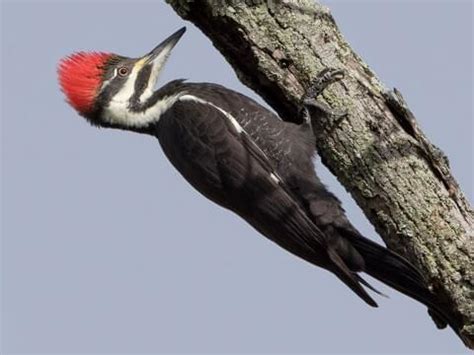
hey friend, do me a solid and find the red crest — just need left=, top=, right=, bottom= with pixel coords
left=58, top=52, right=113, bottom=115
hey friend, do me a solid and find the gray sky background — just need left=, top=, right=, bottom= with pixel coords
left=1, top=0, right=472, bottom=354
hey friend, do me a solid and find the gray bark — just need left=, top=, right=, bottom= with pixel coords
left=166, top=0, right=474, bottom=348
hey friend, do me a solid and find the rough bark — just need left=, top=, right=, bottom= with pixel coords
left=166, top=0, right=474, bottom=348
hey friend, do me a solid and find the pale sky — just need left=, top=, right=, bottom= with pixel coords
left=1, top=0, right=472, bottom=354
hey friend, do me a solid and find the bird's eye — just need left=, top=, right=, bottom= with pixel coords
left=117, top=67, right=129, bottom=77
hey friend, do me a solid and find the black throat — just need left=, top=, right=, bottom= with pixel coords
left=129, top=73, right=187, bottom=113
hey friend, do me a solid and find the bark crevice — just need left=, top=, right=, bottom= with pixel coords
left=166, top=0, right=474, bottom=348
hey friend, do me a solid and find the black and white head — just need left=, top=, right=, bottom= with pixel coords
left=58, top=27, right=186, bottom=130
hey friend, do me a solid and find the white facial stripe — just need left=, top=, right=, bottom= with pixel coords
left=139, top=53, right=170, bottom=104
left=104, top=93, right=181, bottom=128
left=110, top=64, right=139, bottom=105
left=103, top=45, right=179, bottom=128
left=270, top=173, right=281, bottom=184
left=103, top=58, right=180, bottom=128
left=100, top=76, right=114, bottom=92
left=99, top=67, right=120, bottom=92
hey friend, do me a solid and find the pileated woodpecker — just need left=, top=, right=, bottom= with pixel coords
left=58, top=27, right=454, bottom=331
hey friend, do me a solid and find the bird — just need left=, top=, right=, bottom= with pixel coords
left=58, top=27, right=455, bottom=331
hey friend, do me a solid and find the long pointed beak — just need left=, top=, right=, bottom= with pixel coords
left=143, top=27, right=186, bottom=65
left=131, top=27, right=186, bottom=103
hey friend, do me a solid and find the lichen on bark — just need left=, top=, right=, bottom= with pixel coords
left=166, top=0, right=474, bottom=348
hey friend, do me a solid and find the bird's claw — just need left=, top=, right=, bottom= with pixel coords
left=300, top=68, right=347, bottom=124
left=302, top=68, right=345, bottom=104
left=303, top=99, right=348, bottom=121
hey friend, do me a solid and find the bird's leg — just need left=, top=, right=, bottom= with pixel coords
left=300, top=68, right=347, bottom=125
left=303, top=68, right=345, bottom=100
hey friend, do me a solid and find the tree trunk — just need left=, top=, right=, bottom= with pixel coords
left=166, top=0, right=473, bottom=348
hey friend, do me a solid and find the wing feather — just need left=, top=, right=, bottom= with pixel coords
left=158, top=97, right=377, bottom=306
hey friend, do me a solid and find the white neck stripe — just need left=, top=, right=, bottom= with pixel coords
left=179, top=95, right=243, bottom=133
left=178, top=95, right=283, bottom=184
left=103, top=58, right=179, bottom=128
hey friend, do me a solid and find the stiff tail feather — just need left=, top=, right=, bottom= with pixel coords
left=326, top=246, right=379, bottom=307
left=346, top=231, right=460, bottom=332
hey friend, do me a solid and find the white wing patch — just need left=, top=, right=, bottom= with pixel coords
left=179, top=94, right=283, bottom=185
left=179, top=95, right=243, bottom=133
left=270, top=173, right=281, bottom=184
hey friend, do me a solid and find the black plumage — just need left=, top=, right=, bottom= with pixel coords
left=148, top=81, right=445, bottom=315
left=59, top=28, right=456, bottom=333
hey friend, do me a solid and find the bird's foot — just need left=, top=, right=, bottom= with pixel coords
left=300, top=68, right=348, bottom=124
left=302, top=68, right=345, bottom=102
left=302, top=100, right=348, bottom=122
